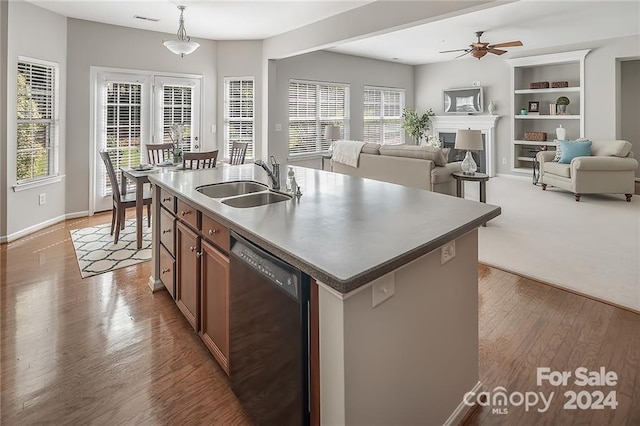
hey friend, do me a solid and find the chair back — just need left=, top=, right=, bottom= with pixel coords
left=183, top=150, right=219, bottom=170
left=99, top=151, right=122, bottom=205
left=229, top=142, right=248, bottom=165
left=146, top=143, right=174, bottom=164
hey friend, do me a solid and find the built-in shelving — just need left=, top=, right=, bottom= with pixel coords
left=506, top=50, right=590, bottom=174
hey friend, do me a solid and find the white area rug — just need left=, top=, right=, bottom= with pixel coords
left=467, top=177, right=640, bottom=311
left=70, top=219, right=151, bottom=278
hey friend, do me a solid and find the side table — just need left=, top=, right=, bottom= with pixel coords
left=321, top=153, right=332, bottom=171
left=452, top=171, right=490, bottom=226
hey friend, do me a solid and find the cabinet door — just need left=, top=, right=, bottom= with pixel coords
left=200, top=239, right=230, bottom=375
left=159, top=244, right=175, bottom=299
left=176, top=221, right=199, bottom=330
left=160, top=207, right=175, bottom=255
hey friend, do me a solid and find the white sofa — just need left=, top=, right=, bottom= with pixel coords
left=536, top=139, right=637, bottom=202
left=331, top=143, right=462, bottom=196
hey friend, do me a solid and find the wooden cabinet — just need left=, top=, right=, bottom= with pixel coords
left=507, top=50, right=590, bottom=174
left=200, top=239, right=230, bottom=374
left=176, top=221, right=200, bottom=331
left=159, top=244, right=175, bottom=298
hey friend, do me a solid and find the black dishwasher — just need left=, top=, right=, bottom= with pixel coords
left=229, top=231, right=311, bottom=426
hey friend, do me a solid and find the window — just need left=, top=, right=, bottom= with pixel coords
left=102, top=81, right=143, bottom=196
left=224, top=77, right=254, bottom=159
left=17, top=58, right=58, bottom=183
left=161, top=84, right=193, bottom=153
left=363, top=86, right=405, bottom=145
left=289, top=80, right=349, bottom=156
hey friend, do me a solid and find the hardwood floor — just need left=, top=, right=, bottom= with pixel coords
left=2, top=216, right=639, bottom=425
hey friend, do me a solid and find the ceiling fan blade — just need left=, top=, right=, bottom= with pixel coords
left=455, top=51, right=471, bottom=59
left=489, top=41, right=523, bottom=48
left=439, top=48, right=470, bottom=53
left=488, top=48, right=507, bottom=55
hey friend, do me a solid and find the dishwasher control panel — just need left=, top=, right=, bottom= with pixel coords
left=232, top=240, right=299, bottom=300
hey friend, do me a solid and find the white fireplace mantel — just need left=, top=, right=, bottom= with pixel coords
left=431, top=115, right=501, bottom=177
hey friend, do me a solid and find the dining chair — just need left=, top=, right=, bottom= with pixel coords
left=99, top=151, right=153, bottom=244
left=182, top=150, right=219, bottom=169
left=146, top=143, right=174, bottom=164
left=229, top=142, right=248, bottom=165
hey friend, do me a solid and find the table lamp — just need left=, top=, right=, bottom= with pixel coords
left=455, top=129, right=483, bottom=175
left=324, top=125, right=341, bottom=154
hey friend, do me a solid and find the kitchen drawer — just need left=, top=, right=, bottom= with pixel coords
left=160, top=207, right=175, bottom=255
left=160, top=189, right=175, bottom=213
left=159, top=244, right=175, bottom=299
left=177, top=199, right=198, bottom=230
left=202, top=213, right=230, bottom=253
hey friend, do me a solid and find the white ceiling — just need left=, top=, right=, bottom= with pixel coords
left=25, top=0, right=640, bottom=64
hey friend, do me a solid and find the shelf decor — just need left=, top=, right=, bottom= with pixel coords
left=552, top=81, right=569, bottom=88
left=524, top=132, right=547, bottom=142
left=556, top=96, right=570, bottom=114
left=530, top=81, right=550, bottom=89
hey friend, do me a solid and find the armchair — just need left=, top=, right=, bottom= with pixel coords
left=537, top=139, right=638, bottom=202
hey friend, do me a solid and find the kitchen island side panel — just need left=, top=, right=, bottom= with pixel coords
left=319, top=230, right=479, bottom=425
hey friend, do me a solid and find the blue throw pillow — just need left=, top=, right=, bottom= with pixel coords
left=559, top=140, right=592, bottom=164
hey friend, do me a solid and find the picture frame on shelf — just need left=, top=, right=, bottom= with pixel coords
left=528, top=101, right=540, bottom=113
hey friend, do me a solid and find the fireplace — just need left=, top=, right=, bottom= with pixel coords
left=430, top=115, right=501, bottom=177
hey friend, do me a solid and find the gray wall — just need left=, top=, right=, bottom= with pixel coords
left=66, top=18, right=218, bottom=215
left=620, top=60, right=640, bottom=178
left=270, top=51, right=414, bottom=167
left=415, top=34, right=640, bottom=176
left=5, top=0, right=67, bottom=238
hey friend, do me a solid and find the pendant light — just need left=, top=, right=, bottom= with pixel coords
left=163, top=5, right=199, bottom=57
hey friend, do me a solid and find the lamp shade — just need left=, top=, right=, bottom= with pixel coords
left=455, top=129, right=483, bottom=150
left=324, top=125, right=341, bottom=140
left=163, top=40, right=200, bottom=57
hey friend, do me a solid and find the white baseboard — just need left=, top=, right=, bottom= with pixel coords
left=443, top=381, right=482, bottom=426
left=0, top=211, right=89, bottom=243
left=148, top=275, right=165, bottom=292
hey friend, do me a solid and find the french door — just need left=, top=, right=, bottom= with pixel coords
left=92, top=71, right=201, bottom=213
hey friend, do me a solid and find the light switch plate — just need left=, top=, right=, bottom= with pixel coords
left=372, top=275, right=395, bottom=308
left=275, top=123, right=282, bottom=131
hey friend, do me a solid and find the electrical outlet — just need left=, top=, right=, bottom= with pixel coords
left=441, top=241, right=456, bottom=265
left=372, top=275, right=395, bottom=307
left=502, top=157, right=508, bottom=165
left=210, top=124, right=216, bottom=133
left=275, top=123, right=282, bottom=132
left=38, top=193, right=46, bottom=205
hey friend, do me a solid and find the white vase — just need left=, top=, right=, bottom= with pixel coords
left=556, top=124, right=566, bottom=141
left=488, top=101, right=496, bottom=115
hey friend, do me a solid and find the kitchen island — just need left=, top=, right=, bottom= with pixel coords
left=149, top=163, right=500, bottom=425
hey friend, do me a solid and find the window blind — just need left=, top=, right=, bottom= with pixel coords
left=289, top=81, right=349, bottom=156
left=103, top=81, right=142, bottom=195
left=224, top=78, right=254, bottom=159
left=163, top=85, right=193, bottom=152
left=17, top=60, right=58, bottom=183
left=363, top=86, right=405, bottom=145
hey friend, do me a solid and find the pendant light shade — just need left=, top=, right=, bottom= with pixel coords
left=164, top=5, right=199, bottom=57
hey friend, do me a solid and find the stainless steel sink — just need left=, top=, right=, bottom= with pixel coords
left=197, top=181, right=268, bottom=198
left=221, top=191, right=292, bottom=208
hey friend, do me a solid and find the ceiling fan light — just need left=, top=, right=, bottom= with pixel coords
left=164, top=5, right=199, bottom=57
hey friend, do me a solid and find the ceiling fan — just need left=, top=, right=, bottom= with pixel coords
left=440, top=31, right=523, bottom=59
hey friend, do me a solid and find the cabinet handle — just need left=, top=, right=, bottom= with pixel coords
left=196, top=252, right=203, bottom=258
left=181, top=210, right=192, bottom=216
left=161, top=268, right=170, bottom=274
left=162, top=197, right=171, bottom=202
left=208, top=229, right=218, bottom=236
left=190, top=246, right=196, bottom=252
left=162, top=229, right=172, bottom=234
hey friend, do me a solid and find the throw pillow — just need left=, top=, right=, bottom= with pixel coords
left=558, top=140, right=592, bottom=164
left=553, top=142, right=562, bottom=162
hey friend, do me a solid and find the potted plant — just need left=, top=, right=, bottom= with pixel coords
left=556, top=96, right=570, bottom=114
left=402, top=108, right=435, bottom=145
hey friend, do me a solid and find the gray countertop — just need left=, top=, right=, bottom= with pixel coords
left=149, top=163, right=500, bottom=294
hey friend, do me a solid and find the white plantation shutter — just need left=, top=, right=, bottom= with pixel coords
left=289, top=80, right=349, bottom=156
left=103, top=81, right=143, bottom=195
left=162, top=84, right=193, bottom=152
left=224, top=78, right=254, bottom=159
left=363, top=86, right=405, bottom=145
left=16, top=59, right=58, bottom=183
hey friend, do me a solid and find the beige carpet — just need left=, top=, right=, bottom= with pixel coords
left=465, top=176, right=640, bottom=311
